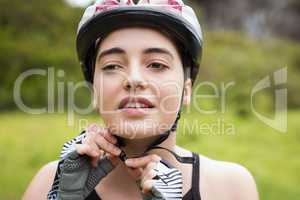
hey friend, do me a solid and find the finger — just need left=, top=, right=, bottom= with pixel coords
left=75, top=143, right=99, bottom=157
left=94, top=134, right=121, bottom=156
left=83, top=129, right=104, bottom=154
left=82, top=136, right=103, bottom=159
left=91, top=150, right=105, bottom=167
left=125, top=154, right=161, bottom=168
left=100, top=128, right=118, bottom=145
left=85, top=126, right=121, bottom=156
left=82, top=129, right=97, bottom=145
left=144, top=161, right=158, bottom=174
left=141, top=179, right=155, bottom=194
left=86, top=123, right=101, bottom=134
left=76, top=142, right=101, bottom=167
left=141, top=169, right=157, bottom=186
left=87, top=124, right=118, bottom=145
left=141, top=162, right=157, bottom=180
left=91, top=157, right=99, bottom=168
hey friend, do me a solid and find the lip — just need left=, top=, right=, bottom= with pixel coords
left=118, top=96, right=155, bottom=109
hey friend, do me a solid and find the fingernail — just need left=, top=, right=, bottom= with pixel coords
left=115, top=148, right=121, bottom=155
left=125, top=159, right=132, bottom=165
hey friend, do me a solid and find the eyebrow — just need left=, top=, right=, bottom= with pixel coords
left=142, top=48, right=174, bottom=60
left=97, top=47, right=174, bottom=62
left=97, top=47, right=125, bottom=62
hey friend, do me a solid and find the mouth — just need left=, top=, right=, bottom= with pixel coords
left=118, top=96, right=155, bottom=110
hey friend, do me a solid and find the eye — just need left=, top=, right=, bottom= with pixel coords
left=102, top=64, right=122, bottom=71
left=148, top=62, right=169, bottom=70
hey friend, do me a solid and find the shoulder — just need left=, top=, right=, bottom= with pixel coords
left=22, top=160, right=59, bottom=200
left=199, top=154, right=259, bottom=200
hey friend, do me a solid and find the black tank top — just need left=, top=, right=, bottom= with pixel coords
left=85, top=152, right=201, bottom=200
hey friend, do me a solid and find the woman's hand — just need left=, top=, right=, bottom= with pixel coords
left=76, top=123, right=122, bottom=167
left=53, top=124, right=122, bottom=200
left=125, top=154, right=183, bottom=199
left=125, top=154, right=162, bottom=194
left=57, top=149, right=115, bottom=200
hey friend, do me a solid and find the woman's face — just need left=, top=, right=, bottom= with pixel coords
left=93, top=27, right=192, bottom=139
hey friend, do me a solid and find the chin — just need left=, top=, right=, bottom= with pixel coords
left=101, top=111, right=176, bottom=138
left=107, top=122, right=156, bottom=139
left=105, top=119, right=171, bottom=139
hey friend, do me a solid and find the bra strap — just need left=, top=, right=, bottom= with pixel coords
left=191, top=152, right=201, bottom=200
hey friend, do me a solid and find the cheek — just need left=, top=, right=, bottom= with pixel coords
left=158, top=83, right=182, bottom=114
left=149, top=68, right=184, bottom=123
left=93, top=73, right=122, bottom=112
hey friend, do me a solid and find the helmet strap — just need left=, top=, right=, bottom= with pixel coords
left=142, top=87, right=185, bottom=153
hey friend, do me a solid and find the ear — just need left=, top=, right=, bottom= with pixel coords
left=183, top=78, right=192, bottom=106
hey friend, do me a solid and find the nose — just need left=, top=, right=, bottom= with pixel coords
left=122, top=68, right=148, bottom=91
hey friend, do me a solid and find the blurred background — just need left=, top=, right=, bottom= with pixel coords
left=0, top=0, right=299, bottom=199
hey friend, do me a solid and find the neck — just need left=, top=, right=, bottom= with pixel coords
left=120, top=131, right=177, bottom=158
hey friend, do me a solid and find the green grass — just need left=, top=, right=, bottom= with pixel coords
left=0, top=111, right=299, bottom=200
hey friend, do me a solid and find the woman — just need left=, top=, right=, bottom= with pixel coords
left=22, top=0, right=259, bottom=199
